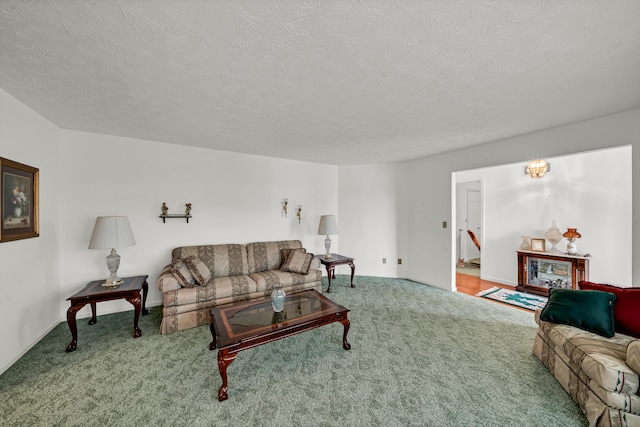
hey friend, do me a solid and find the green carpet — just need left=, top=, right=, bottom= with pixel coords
left=0, top=276, right=586, bottom=426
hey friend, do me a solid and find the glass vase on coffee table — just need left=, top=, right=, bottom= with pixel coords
left=271, top=287, right=286, bottom=312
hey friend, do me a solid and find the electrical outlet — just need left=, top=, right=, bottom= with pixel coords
left=398, top=258, right=402, bottom=265
left=382, top=258, right=386, bottom=264
left=442, top=221, right=447, bottom=228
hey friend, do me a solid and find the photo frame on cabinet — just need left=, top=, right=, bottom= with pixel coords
left=1, top=157, right=39, bottom=243
left=531, top=238, right=546, bottom=252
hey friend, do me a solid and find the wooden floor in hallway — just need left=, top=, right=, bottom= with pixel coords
left=456, top=273, right=531, bottom=312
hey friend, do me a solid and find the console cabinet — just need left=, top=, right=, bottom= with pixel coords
left=516, top=250, right=590, bottom=296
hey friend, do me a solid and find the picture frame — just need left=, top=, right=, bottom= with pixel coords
left=1, top=157, right=39, bottom=243
left=530, top=238, right=546, bottom=252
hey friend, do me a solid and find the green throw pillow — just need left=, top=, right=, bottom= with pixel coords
left=540, top=288, right=616, bottom=338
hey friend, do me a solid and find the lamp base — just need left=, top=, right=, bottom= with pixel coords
left=103, top=248, right=123, bottom=287
left=103, top=274, right=124, bottom=288
left=324, top=235, right=332, bottom=259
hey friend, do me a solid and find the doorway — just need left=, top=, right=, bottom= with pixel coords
left=456, top=181, right=482, bottom=277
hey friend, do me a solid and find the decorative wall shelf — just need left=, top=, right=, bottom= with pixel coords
left=159, top=214, right=192, bottom=223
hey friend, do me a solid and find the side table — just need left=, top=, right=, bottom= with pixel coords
left=65, top=275, right=149, bottom=352
left=315, top=253, right=355, bottom=293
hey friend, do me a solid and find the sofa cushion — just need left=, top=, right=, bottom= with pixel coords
left=580, top=352, right=639, bottom=395
left=171, top=258, right=197, bottom=288
left=540, top=288, right=616, bottom=338
left=246, top=240, right=303, bottom=273
left=628, top=341, right=640, bottom=374
left=162, top=275, right=257, bottom=307
left=280, top=247, right=306, bottom=267
left=184, top=256, right=212, bottom=285
left=172, top=244, right=249, bottom=277
left=280, top=251, right=313, bottom=274
left=579, top=281, right=640, bottom=338
left=250, top=270, right=309, bottom=292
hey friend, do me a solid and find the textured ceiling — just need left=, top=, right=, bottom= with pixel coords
left=1, top=1, right=639, bottom=165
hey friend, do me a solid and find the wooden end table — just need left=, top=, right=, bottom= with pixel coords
left=65, top=275, right=149, bottom=352
left=209, top=289, right=351, bottom=401
left=315, top=253, right=355, bottom=293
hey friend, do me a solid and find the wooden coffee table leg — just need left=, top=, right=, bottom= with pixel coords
left=217, top=349, right=237, bottom=401
left=340, top=317, right=351, bottom=350
left=66, top=303, right=84, bottom=352
left=126, top=293, right=142, bottom=338
left=209, top=323, right=217, bottom=351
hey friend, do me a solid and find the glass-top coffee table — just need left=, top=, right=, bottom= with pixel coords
left=209, top=289, right=351, bottom=401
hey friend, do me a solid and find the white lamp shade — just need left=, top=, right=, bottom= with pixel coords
left=318, top=215, right=339, bottom=235
left=88, top=216, right=136, bottom=249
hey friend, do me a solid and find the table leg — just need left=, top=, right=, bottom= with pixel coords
left=88, top=302, right=97, bottom=325
left=340, top=317, right=351, bottom=350
left=126, top=292, right=142, bottom=338
left=217, top=349, right=237, bottom=401
left=326, top=265, right=335, bottom=293
left=348, top=261, right=356, bottom=288
left=66, top=303, right=85, bottom=352
left=209, top=323, right=217, bottom=351
left=141, top=280, right=149, bottom=316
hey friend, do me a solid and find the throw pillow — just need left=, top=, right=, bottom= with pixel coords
left=281, top=251, right=313, bottom=275
left=280, top=248, right=306, bottom=268
left=184, top=256, right=213, bottom=285
left=540, top=288, right=616, bottom=338
left=579, top=281, right=640, bottom=338
left=170, top=258, right=197, bottom=288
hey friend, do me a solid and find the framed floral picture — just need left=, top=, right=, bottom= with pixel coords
left=1, top=157, right=39, bottom=243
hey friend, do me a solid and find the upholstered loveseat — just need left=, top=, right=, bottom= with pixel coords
left=156, top=240, right=322, bottom=334
left=533, top=284, right=640, bottom=427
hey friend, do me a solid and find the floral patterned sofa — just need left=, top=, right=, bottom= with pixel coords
left=156, top=240, right=321, bottom=334
left=533, top=285, right=640, bottom=427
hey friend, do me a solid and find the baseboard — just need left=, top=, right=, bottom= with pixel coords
left=480, top=275, right=517, bottom=287
left=404, top=276, right=449, bottom=291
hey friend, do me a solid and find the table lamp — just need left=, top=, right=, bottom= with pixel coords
left=318, top=215, right=339, bottom=259
left=88, top=216, right=136, bottom=287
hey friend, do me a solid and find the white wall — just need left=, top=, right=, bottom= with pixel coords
left=0, top=89, right=62, bottom=373
left=0, top=90, right=339, bottom=375
left=58, top=130, right=338, bottom=319
left=402, top=109, right=640, bottom=290
left=338, top=164, right=408, bottom=278
left=455, top=146, right=632, bottom=287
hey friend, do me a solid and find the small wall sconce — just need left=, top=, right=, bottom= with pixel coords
left=296, top=205, right=302, bottom=223
left=282, top=198, right=288, bottom=217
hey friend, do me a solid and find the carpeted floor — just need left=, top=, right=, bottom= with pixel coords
left=0, top=276, right=587, bottom=426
